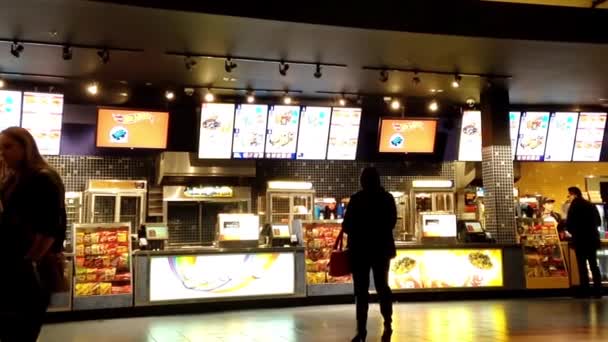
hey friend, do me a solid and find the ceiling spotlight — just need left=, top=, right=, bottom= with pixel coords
left=429, top=100, right=439, bottom=112
left=184, top=87, right=195, bottom=96
left=338, top=96, right=347, bottom=106
left=279, top=61, right=290, bottom=76
left=283, top=93, right=292, bottom=105
left=452, top=74, right=462, bottom=88
left=165, top=90, right=175, bottom=101
left=224, top=58, right=237, bottom=73
left=97, top=49, right=110, bottom=64
left=390, top=98, right=401, bottom=111
left=314, top=63, right=322, bottom=79
left=246, top=92, right=255, bottom=103
left=184, top=56, right=197, bottom=71
left=119, top=92, right=128, bottom=97
left=466, top=98, right=476, bottom=108
left=379, top=69, right=389, bottom=83
left=412, top=74, right=421, bottom=85
left=62, top=45, right=73, bottom=61
left=10, top=41, right=24, bottom=58
left=204, top=90, right=215, bottom=102
left=86, top=82, right=99, bottom=96
left=0, top=79, right=5, bottom=88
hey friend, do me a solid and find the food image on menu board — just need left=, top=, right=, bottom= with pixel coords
left=509, top=111, right=522, bottom=159
left=296, top=106, right=332, bottom=160
left=21, top=92, right=64, bottom=155
left=379, top=118, right=437, bottom=153
left=515, top=112, right=550, bottom=161
left=572, top=112, right=607, bottom=162
left=96, top=108, right=169, bottom=149
left=232, top=104, right=268, bottom=159
left=265, top=105, right=300, bottom=159
left=198, top=103, right=235, bottom=159
left=544, top=112, right=578, bottom=162
left=458, top=111, right=482, bottom=161
left=0, top=90, right=22, bottom=130
left=327, top=107, right=362, bottom=160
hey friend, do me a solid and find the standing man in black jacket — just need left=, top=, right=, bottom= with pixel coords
left=566, top=186, right=603, bottom=298
left=343, top=167, right=397, bottom=342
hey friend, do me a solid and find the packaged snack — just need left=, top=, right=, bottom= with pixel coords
left=111, top=285, right=131, bottom=294
left=76, top=245, right=84, bottom=257
left=116, top=245, right=128, bottom=255
left=91, top=244, right=101, bottom=255
left=75, top=283, right=98, bottom=296
left=93, top=257, right=104, bottom=268
left=84, top=246, right=92, bottom=256
left=75, top=274, right=86, bottom=283
left=76, top=257, right=85, bottom=267
left=76, top=232, right=84, bottom=244
left=113, top=272, right=131, bottom=282
left=83, top=233, right=91, bottom=245
left=99, top=282, right=112, bottom=295
left=86, top=273, right=97, bottom=282
left=106, top=232, right=118, bottom=243
left=117, top=231, right=128, bottom=243
left=100, top=268, right=116, bottom=281
left=101, top=256, right=111, bottom=268
left=90, top=232, right=100, bottom=244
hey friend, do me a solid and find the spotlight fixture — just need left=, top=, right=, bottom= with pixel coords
left=97, top=49, right=110, bottom=64
left=184, top=56, right=197, bottom=71
left=283, top=93, right=292, bottom=105
left=165, top=90, right=175, bottom=101
left=119, top=92, right=129, bottom=97
left=279, top=61, right=290, bottom=76
left=204, top=89, right=215, bottom=102
left=10, top=41, right=24, bottom=58
left=224, top=58, right=237, bottom=73
left=184, top=87, right=195, bottom=96
left=86, top=82, right=99, bottom=96
left=466, top=98, right=476, bottom=108
left=412, top=74, right=421, bottom=85
left=0, top=79, right=5, bottom=88
left=61, top=45, right=73, bottom=61
left=452, top=74, right=462, bottom=88
left=314, top=63, right=322, bottom=79
left=379, top=69, right=389, bottom=83
left=338, top=96, right=347, bottom=106
left=429, top=100, right=439, bottom=112
left=390, top=98, right=401, bottom=111
left=246, top=92, right=255, bottom=104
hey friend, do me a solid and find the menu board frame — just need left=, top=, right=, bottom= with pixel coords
left=515, top=111, right=550, bottom=161
left=198, top=103, right=236, bottom=159
left=21, top=92, right=64, bottom=155
left=543, top=112, right=579, bottom=162
left=96, top=107, right=170, bottom=149
left=296, top=106, right=332, bottom=160
left=572, top=112, right=607, bottom=162
left=326, top=107, right=362, bottom=160
left=264, top=105, right=301, bottom=159
left=378, top=117, right=438, bottom=154
left=232, top=104, right=269, bottom=159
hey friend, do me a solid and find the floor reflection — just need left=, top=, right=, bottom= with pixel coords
left=40, top=298, right=608, bottom=342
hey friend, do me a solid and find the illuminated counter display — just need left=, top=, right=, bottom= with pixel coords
left=133, top=247, right=306, bottom=306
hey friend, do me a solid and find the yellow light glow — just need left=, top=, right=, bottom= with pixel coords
left=268, top=181, right=313, bottom=190
left=412, top=180, right=453, bottom=188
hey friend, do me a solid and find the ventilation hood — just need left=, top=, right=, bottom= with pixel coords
left=156, top=152, right=256, bottom=185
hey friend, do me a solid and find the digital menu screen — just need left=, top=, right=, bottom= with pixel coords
left=572, top=112, right=607, bottom=162
left=458, top=111, right=482, bottom=161
left=543, top=112, right=578, bottom=162
left=327, top=107, right=362, bottom=160
left=0, top=90, right=22, bottom=130
left=232, top=104, right=268, bottom=159
left=379, top=118, right=437, bottom=153
left=264, top=105, right=300, bottom=159
left=96, top=108, right=169, bottom=149
left=21, top=92, right=64, bottom=155
left=198, top=103, right=235, bottom=159
left=296, top=106, right=331, bottom=160
left=515, top=112, right=550, bottom=161
left=509, top=111, right=522, bottom=159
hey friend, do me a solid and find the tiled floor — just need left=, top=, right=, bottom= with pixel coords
left=40, top=298, right=608, bottom=341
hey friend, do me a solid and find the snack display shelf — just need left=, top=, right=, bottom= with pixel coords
left=72, top=223, right=133, bottom=310
left=48, top=253, right=74, bottom=312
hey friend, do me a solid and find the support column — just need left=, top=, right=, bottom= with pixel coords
left=480, top=84, right=516, bottom=243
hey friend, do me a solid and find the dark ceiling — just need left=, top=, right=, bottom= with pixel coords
left=0, top=0, right=608, bottom=106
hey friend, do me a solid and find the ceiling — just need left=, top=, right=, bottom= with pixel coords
left=1, top=0, right=608, bottom=106
left=483, top=0, right=608, bottom=8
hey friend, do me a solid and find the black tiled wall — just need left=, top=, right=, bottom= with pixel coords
left=482, top=145, right=516, bottom=243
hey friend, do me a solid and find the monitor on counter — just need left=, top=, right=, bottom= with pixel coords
left=21, top=92, right=64, bottom=155
left=198, top=103, right=235, bottom=159
left=145, top=224, right=169, bottom=240
left=96, top=108, right=169, bottom=149
left=232, top=104, right=269, bottom=159
left=326, top=107, right=361, bottom=160
left=421, top=214, right=457, bottom=238
left=379, top=118, right=438, bottom=154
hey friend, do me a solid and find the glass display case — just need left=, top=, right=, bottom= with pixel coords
left=65, top=192, right=83, bottom=253
left=265, top=182, right=315, bottom=231
left=73, top=223, right=133, bottom=310
left=84, top=180, right=147, bottom=234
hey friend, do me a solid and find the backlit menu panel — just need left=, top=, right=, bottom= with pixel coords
left=509, top=111, right=521, bottom=159
left=515, top=112, right=550, bottom=161
left=198, top=103, right=235, bottom=159
left=232, top=104, right=268, bottom=159
left=572, top=112, right=607, bottom=162
left=21, top=92, right=64, bottom=155
left=327, top=107, right=361, bottom=160
left=296, top=106, right=331, bottom=160
left=264, top=105, right=300, bottom=159
left=544, top=112, right=578, bottom=161
left=0, top=90, right=22, bottom=130
left=458, top=111, right=482, bottom=161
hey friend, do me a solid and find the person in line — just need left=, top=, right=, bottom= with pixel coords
left=342, top=167, right=397, bottom=342
left=566, top=186, right=603, bottom=298
left=0, top=127, right=67, bottom=341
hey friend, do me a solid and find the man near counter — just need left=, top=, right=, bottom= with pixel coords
left=566, top=186, right=603, bottom=298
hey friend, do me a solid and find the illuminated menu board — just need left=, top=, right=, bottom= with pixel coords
left=198, top=103, right=235, bottom=159
left=21, top=92, right=64, bottom=155
left=296, top=106, right=331, bottom=160
left=264, top=105, right=300, bottom=159
left=0, top=90, right=22, bottom=130
left=509, top=111, right=521, bottom=159
left=458, top=111, right=482, bottom=161
left=232, top=104, right=268, bottom=159
left=572, top=112, right=607, bottom=162
left=327, top=107, right=362, bottom=160
left=515, top=112, right=550, bottom=161
left=544, top=112, right=578, bottom=162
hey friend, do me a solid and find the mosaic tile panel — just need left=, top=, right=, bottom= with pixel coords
left=482, top=145, right=516, bottom=243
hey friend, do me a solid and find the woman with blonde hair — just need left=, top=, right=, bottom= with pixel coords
left=0, top=127, right=66, bottom=341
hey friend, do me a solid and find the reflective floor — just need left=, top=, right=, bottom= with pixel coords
left=40, top=298, right=608, bottom=341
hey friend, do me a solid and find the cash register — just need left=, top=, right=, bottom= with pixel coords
left=457, top=220, right=495, bottom=243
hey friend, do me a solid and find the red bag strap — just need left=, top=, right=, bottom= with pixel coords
left=333, top=229, right=344, bottom=251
